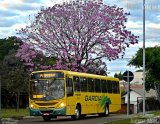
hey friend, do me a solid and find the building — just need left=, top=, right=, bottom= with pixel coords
left=122, top=87, right=156, bottom=113
left=130, top=70, right=143, bottom=85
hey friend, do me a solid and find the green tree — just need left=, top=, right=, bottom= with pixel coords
left=0, top=36, right=21, bottom=60
left=1, top=49, right=28, bottom=111
left=128, top=46, right=160, bottom=90
left=0, top=36, right=58, bottom=110
left=0, top=37, right=25, bottom=94
left=114, top=72, right=123, bottom=80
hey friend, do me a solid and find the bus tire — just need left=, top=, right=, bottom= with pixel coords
left=99, top=104, right=109, bottom=117
left=105, top=104, right=109, bottom=116
left=81, top=114, right=86, bottom=118
left=71, top=105, right=81, bottom=120
left=42, top=115, right=51, bottom=121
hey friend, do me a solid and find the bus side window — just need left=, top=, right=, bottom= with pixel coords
left=80, top=77, right=87, bottom=92
left=107, top=80, right=112, bottom=93
left=117, top=81, right=120, bottom=93
left=88, top=78, right=94, bottom=92
left=113, top=81, right=120, bottom=94
left=101, top=80, right=107, bottom=93
left=95, top=79, right=101, bottom=92
left=112, top=81, right=116, bottom=93
left=66, top=77, right=73, bottom=96
left=73, top=76, right=80, bottom=92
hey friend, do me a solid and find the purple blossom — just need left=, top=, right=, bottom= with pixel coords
left=16, top=0, right=138, bottom=73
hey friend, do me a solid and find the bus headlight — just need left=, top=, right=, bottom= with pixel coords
left=59, top=102, right=65, bottom=108
left=30, top=104, right=34, bottom=108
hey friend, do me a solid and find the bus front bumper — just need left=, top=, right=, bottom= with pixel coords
left=29, top=107, right=66, bottom=116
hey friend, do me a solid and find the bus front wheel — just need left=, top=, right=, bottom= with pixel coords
left=71, top=106, right=81, bottom=120
left=42, top=115, right=51, bottom=121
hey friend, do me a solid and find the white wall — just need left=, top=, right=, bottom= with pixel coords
left=123, top=91, right=142, bottom=113
left=131, top=72, right=143, bottom=85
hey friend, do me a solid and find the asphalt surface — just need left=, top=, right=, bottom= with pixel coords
left=16, top=114, right=135, bottom=124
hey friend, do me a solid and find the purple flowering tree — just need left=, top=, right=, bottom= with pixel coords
left=16, top=43, right=55, bottom=72
left=17, top=0, right=138, bottom=73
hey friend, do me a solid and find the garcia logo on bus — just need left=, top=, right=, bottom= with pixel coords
left=85, top=95, right=111, bottom=108
left=85, top=95, right=102, bottom=101
left=98, top=96, right=111, bottom=109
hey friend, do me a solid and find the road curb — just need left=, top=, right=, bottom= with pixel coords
left=1, top=118, right=19, bottom=124
left=0, top=116, right=34, bottom=121
left=23, top=116, right=35, bottom=119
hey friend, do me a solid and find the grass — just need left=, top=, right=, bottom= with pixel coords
left=1, top=108, right=29, bottom=119
left=151, top=111, right=160, bottom=116
left=104, top=111, right=160, bottom=124
left=105, top=117, right=150, bottom=124
left=105, top=110, right=160, bottom=124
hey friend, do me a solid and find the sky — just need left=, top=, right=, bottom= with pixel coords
left=0, top=0, right=160, bottom=76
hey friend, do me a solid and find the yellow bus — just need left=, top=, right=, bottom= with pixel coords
left=29, top=70, right=121, bottom=121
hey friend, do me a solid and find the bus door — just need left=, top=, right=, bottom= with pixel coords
left=66, top=76, right=75, bottom=115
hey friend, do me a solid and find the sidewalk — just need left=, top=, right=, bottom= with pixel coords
left=121, top=112, right=160, bottom=124
left=105, top=111, right=160, bottom=124
left=1, top=118, right=18, bottom=124
left=132, top=115, right=160, bottom=124
left=0, top=116, right=34, bottom=124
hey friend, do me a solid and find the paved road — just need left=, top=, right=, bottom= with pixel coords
left=17, top=114, right=134, bottom=124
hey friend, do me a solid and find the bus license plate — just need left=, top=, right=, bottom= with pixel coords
left=43, top=113, right=49, bottom=116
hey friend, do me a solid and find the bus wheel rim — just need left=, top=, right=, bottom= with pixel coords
left=105, top=106, right=108, bottom=115
left=75, top=109, right=79, bottom=118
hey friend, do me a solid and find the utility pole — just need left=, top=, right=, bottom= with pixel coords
left=123, top=71, right=134, bottom=117
left=0, top=75, right=1, bottom=119
left=127, top=71, right=130, bottom=117
left=143, top=0, right=146, bottom=116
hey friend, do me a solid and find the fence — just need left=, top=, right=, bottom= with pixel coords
left=137, top=97, right=160, bottom=113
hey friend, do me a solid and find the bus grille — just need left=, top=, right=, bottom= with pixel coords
left=41, top=110, right=53, bottom=113
left=36, top=102, right=57, bottom=106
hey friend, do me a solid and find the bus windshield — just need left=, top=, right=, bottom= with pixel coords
left=30, top=79, right=64, bottom=101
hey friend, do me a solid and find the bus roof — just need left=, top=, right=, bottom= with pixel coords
left=31, top=70, right=119, bottom=81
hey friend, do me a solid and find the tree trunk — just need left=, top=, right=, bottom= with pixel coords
left=155, top=83, right=160, bottom=103
left=16, top=91, right=20, bottom=112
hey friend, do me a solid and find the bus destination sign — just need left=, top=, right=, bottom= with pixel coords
left=31, top=72, right=64, bottom=79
